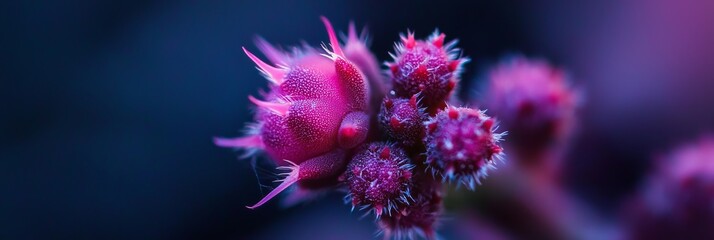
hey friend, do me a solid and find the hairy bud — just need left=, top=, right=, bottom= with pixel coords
left=387, top=31, right=468, bottom=113
left=424, top=106, right=504, bottom=189
left=346, top=142, right=415, bottom=216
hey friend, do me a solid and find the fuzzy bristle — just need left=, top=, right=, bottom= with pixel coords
left=320, top=16, right=345, bottom=59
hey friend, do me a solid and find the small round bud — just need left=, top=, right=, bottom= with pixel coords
left=424, top=107, right=505, bottom=189
left=346, top=142, right=415, bottom=216
left=388, top=32, right=467, bottom=112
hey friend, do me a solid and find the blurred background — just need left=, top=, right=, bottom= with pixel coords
left=2, top=0, right=713, bottom=239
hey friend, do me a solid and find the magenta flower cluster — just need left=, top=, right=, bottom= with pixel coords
left=215, top=17, right=504, bottom=238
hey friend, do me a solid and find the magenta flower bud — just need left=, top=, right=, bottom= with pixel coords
left=378, top=95, right=427, bottom=146
left=481, top=57, right=577, bottom=157
left=624, top=136, right=714, bottom=240
left=387, top=31, right=468, bottom=113
left=424, top=106, right=505, bottom=189
left=214, top=17, right=371, bottom=209
left=346, top=142, right=414, bottom=216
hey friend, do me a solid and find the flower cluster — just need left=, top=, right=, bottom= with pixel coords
left=215, top=17, right=504, bottom=238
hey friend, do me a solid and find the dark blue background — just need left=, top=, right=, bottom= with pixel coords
left=3, top=0, right=713, bottom=239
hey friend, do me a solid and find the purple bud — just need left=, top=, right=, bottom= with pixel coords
left=346, top=142, right=415, bottom=216
left=424, top=106, right=505, bottom=189
left=387, top=31, right=468, bottom=113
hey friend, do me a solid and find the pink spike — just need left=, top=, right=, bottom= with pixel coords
left=409, top=94, right=418, bottom=108
left=374, top=206, right=383, bottom=216
left=432, top=33, right=446, bottom=48
left=384, top=98, right=394, bottom=109
left=403, top=31, right=416, bottom=49
left=390, top=116, right=401, bottom=130
left=482, top=118, right=494, bottom=131
left=380, top=147, right=391, bottom=159
left=448, top=108, right=460, bottom=120
left=242, top=47, right=286, bottom=85
left=213, top=135, right=264, bottom=149
left=320, top=16, right=345, bottom=58
left=246, top=160, right=300, bottom=209
left=448, top=60, right=461, bottom=72
left=254, top=37, right=288, bottom=66
left=248, top=95, right=290, bottom=116
left=348, top=21, right=359, bottom=42
left=389, top=64, right=398, bottom=75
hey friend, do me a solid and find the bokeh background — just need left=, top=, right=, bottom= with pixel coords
left=2, top=0, right=713, bottom=239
